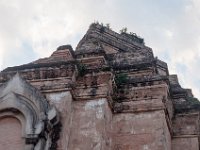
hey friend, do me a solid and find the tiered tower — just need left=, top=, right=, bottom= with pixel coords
left=0, top=23, right=199, bottom=150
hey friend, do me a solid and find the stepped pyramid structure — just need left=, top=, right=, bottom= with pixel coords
left=0, top=23, right=200, bottom=150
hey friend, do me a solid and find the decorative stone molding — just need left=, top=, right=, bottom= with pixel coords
left=0, top=74, right=60, bottom=150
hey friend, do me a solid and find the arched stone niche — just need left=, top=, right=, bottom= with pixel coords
left=0, top=74, right=61, bottom=150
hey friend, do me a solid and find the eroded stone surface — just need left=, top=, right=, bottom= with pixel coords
left=68, top=99, right=112, bottom=150
left=172, top=137, right=199, bottom=150
left=0, top=117, right=24, bottom=150
left=112, top=110, right=171, bottom=150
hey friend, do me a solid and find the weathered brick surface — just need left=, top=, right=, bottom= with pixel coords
left=172, top=113, right=199, bottom=136
left=68, top=98, right=112, bottom=150
left=172, top=137, right=199, bottom=150
left=112, top=110, right=171, bottom=150
left=0, top=117, right=24, bottom=150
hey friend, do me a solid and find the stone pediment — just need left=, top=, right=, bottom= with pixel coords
left=0, top=73, right=49, bottom=113
left=0, top=73, right=60, bottom=150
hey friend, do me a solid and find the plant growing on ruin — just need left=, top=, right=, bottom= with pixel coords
left=115, top=73, right=128, bottom=87
left=187, top=97, right=200, bottom=105
left=106, top=23, right=111, bottom=29
left=120, top=27, right=128, bottom=34
left=77, top=63, right=87, bottom=77
left=93, top=20, right=99, bottom=24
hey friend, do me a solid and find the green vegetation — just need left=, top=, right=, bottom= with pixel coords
left=77, top=63, right=87, bottom=77
left=120, top=28, right=144, bottom=44
left=93, top=21, right=111, bottom=29
left=92, top=22, right=144, bottom=44
left=119, top=27, right=128, bottom=34
left=106, top=23, right=110, bottom=29
left=115, top=73, right=128, bottom=87
left=187, top=97, right=200, bottom=105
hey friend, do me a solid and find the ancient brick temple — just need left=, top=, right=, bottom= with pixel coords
left=0, top=23, right=200, bottom=150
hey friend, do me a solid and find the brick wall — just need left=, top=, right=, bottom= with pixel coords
left=0, top=117, right=24, bottom=150
left=172, top=137, right=199, bottom=150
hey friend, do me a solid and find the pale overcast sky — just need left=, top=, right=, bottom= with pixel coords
left=0, top=0, right=200, bottom=99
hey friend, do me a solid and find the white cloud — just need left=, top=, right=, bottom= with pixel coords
left=165, top=30, right=174, bottom=39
